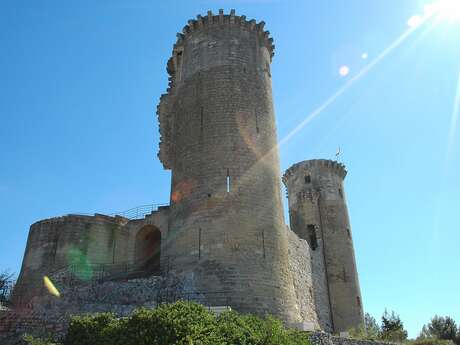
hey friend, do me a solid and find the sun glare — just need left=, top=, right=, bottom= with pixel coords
left=428, top=0, right=460, bottom=22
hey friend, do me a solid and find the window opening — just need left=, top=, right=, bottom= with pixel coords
left=262, top=230, right=266, bottom=258
left=200, top=107, right=204, bottom=132
left=198, top=228, right=202, bottom=259
left=226, top=169, right=231, bottom=192
left=307, top=224, right=318, bottom=250
left=305, top=175, right=311, bottom=184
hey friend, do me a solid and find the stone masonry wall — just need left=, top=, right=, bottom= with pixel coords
left=13, top=207, right=170, bottom=308
left=1, top=270, right=193, bottom=344
left=283, top=168, right=333, bottom=332
left=158, top=10, right=300, bottom=324
left=309, top=332, right=394, bottom=345
left=286, top=228, right=320, bottom=330
left=284, top=160, right=364, bottom=332
left=13, top=214, right=130, bottom=306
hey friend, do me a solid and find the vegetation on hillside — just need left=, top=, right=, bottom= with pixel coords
left=25, top=301, right=310, bottom=345
left=22, top=300, right=460, bottom=345
left=349, top=311, right=460, bottom=345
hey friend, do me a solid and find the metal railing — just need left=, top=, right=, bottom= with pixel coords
left=47, top=257, right=170, bottom=286
left=68, top=203, right=169, bottom=220
left=108, top=203, right=169, bottom=220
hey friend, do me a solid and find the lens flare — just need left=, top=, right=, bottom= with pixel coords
left=408, top=15, right=423, bottom=28
left=339, top=65, right=350, bottom=77
left=171, top=179, right=195, bottom=203
left=43, top=276, right=60, bottom=297
left=446, top=71, right=460, bottom=164
left=277, top=17, right=432, bottom=149
left=67, top=248, right=93, bottom=281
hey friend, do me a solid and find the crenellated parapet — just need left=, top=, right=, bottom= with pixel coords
left=157, top=9, right=275, bottom=170
left=283, top=160, right=347, bottom=186
left=174, top=9, right=275, bottom=60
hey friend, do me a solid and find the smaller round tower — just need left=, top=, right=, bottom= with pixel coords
left=283, top=159, right=363, bottom=333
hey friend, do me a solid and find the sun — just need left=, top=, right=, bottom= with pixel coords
left=429, top=0, right=460, bottom=23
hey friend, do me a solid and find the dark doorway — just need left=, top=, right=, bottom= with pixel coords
left=135, top=226, right=161, bottom=275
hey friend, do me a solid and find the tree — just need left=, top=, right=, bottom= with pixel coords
left=0, top=270, right=14, bottom=306
left=420, top=316, right=459, bottom=344
left=348, top=312, right=380, bottom=340
left=365, top=312, right=380, bottom=339
left=380, top=309, right=408, bottom=343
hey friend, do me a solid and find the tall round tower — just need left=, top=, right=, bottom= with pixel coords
left=157, top=10, right=299, bottom=324
left=283, top=160, right=363, bottom=332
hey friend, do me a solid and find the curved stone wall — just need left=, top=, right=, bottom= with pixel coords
left=157, top=10, right=300, bottom=324
left=13, top=214, right=130, bottom=306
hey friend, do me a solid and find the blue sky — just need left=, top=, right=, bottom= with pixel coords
left=0, top=0, right=459, bottom=338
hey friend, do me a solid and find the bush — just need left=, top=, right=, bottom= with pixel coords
left=215, top=311, right=308, bottom=345
left=419, top=316, right=459, bottom=345
left=63, top=312, right=121, bottom=345
left=348, top=313, right=380, bottom=341
left=118, top=301, right=220, bottom=345
left=406, top=338, right=456, bottom=345
left=380, top=310, right=408, bottom=343
left=29, top=301, right=311, bottom=345
left=24, top=334, right=58, bottom=345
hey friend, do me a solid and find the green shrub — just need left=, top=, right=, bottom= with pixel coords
left=118, top=301, right=220, bottom=345
left=24, top=334, right=57, bottom=345
left=215, top=311, right=309, bottom=345
left=50, top=301, right=311, bottom=345
left=406, top=338, right=456, bottom=345
left=63, top=312, right=121, bottom=345
left=348, top=323, right=378, bottom=341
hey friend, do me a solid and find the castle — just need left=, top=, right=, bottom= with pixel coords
left=11, top=10, right=363, bottom=334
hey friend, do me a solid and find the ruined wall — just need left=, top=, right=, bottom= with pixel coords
left=13, top=214, right=130, bottom=306
left=284, top=160, right=363, bottom=332
left=283, top=168, right=333, bottom=331
left=286, top=228, right=320, bottom=330
left=157, top=10, right=300, bottom=324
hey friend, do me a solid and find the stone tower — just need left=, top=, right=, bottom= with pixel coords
left=157, top=10, right=299, bottom=324
left=283, top=160, right=363, bottom=332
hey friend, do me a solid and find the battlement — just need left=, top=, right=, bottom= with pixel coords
left=157, top=9, right=275, bottom=170
left=174, top=9, right=274, bottom=62
left=283, top=160, right=347, bottom=186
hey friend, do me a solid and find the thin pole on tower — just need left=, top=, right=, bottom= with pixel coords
left=335, top=147, right=342, bottom=162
